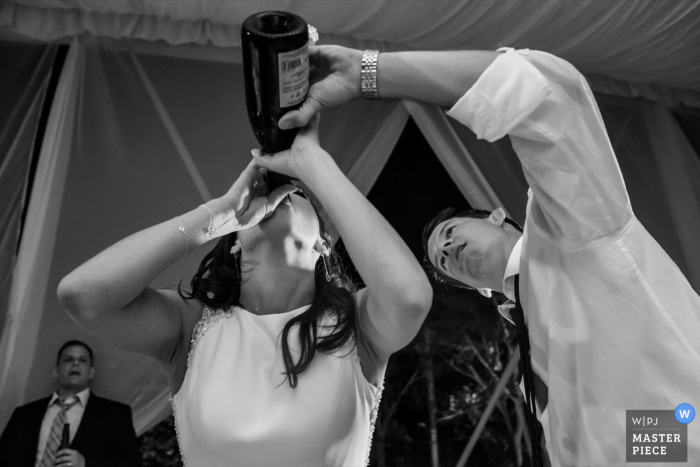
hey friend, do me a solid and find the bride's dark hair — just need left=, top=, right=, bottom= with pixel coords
left=179, top=213, right=356, bottom=388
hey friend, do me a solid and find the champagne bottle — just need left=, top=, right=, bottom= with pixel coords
left=241, top=11, right=311, bottom=189
left=59, top=423, right=70, bottom=450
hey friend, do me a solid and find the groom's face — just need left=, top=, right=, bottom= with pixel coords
left=426, top=216, right=510, bottom=289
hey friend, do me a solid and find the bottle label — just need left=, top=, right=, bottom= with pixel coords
left=278, top=43, right=309, bottom=108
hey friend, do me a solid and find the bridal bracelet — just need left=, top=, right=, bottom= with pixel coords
left=174, top=204, right=217, bottom=258
left=200, top=204, right=216, bottom=238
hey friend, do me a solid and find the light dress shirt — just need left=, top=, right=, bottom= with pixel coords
left=499, top=236, right=523, bottom=315
left=446, top=48, right=700, bottom=466
left=36, top=388, right=90, bottom=463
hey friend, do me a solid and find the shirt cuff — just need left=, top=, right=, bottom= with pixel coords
left=446, top=48, right=551, bottom=142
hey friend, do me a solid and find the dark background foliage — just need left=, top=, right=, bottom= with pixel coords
left=139, top=415, right=182, bottom=467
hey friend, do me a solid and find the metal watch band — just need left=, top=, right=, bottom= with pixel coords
left=361, top=49, right=380, bottom=100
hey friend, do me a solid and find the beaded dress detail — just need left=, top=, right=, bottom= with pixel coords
left=170, top=305, right=382, bottom=467
left=186, top=305, right=235, bottom=367
left=364, top=381, right=384, bottom=466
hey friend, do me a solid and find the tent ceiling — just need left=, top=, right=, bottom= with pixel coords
left=2, top=0, right=700, bottom=93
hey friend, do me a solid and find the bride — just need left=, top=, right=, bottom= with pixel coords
left=58, top=116, right=432, bottom=466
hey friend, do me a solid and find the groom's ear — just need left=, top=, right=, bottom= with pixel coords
left=487, top=207, right=506, bottom=227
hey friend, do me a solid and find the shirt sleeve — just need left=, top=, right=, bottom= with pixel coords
left=447, top=48, right=551, bottom=142
left=447, top=48, right=633, bottom=245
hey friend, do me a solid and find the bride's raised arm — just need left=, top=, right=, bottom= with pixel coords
left=57, top=159, right=297, bottom=365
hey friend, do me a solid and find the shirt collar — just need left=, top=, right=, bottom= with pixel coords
left=497, top=237, right=523, bottom=324
left=49, top=387, right=91, bottom=407
left=502, top=237, right=523, bottom=302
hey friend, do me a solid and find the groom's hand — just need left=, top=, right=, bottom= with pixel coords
left=278, top=46, right=363, bottom=130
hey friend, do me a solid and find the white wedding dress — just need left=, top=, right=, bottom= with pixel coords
left=171, top=304, right=383, bottom=467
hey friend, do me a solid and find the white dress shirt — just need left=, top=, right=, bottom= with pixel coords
left=36, top=388, right=90, bottom=463
left=447, top=48, right=700, bottom=466
left=500, top=236, right=523, bottom=314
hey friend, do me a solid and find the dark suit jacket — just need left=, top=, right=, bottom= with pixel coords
left=0, top=393, right=141, bottom=467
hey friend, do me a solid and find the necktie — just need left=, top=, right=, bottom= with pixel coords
left=512, top=275, right=543, bottom=467
left=38, top=396, right=78, bottom=467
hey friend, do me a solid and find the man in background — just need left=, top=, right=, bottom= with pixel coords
left=0, top=340, right=141, bottom=467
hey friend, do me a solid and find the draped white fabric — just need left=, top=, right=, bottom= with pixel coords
left=1, top=2, right=699, bottom=435
left=2, top=0, right=700, bottom=106
left=0, top=37, right=80, bottom=425
left=0, top=41, right=57, bottom=342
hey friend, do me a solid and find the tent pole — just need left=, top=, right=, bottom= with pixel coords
left=130, top=52, right=212, bottom=202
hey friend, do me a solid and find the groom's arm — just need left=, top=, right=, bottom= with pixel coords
left=279, top=45, right=498, bottom=128
left=376, top=50, right=499, bottom=106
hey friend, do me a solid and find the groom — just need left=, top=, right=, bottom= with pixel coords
left=280, top=45, right=700, bottom=466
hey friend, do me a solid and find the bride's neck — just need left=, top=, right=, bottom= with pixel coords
left=237, top=247, right=317, bottom=316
